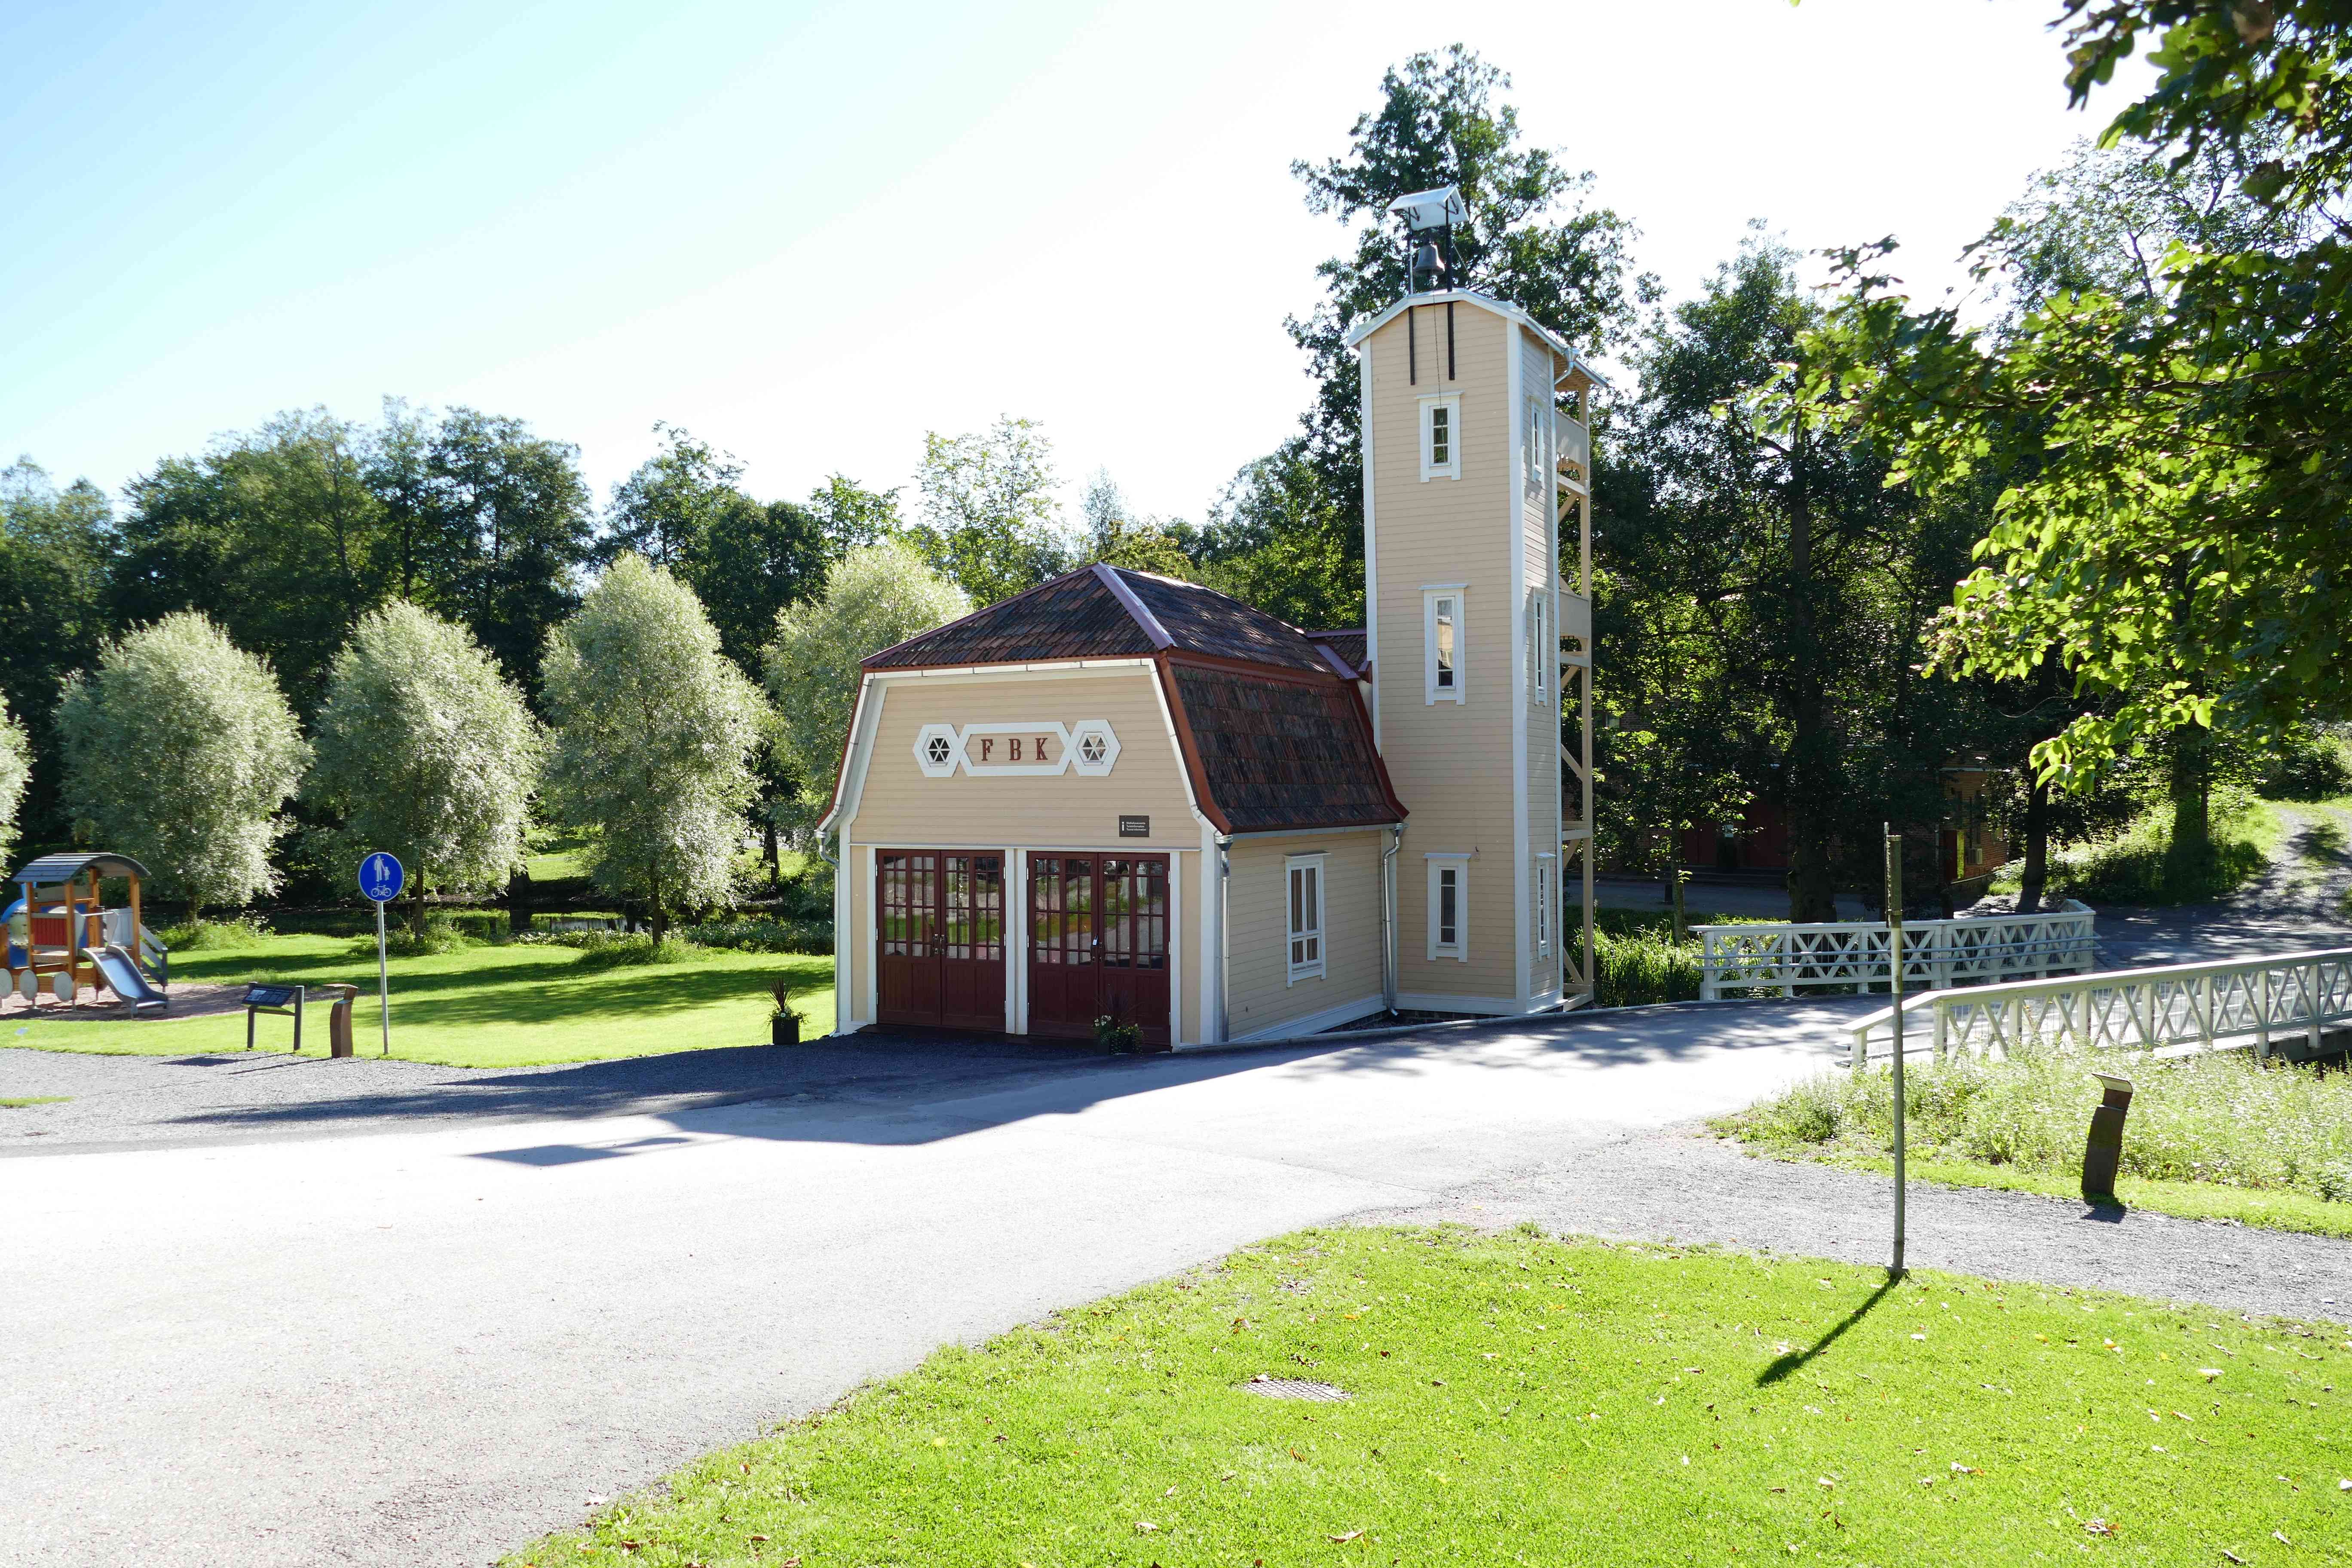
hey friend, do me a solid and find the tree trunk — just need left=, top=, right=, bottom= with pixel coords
left=2017, top=775, right=2050, bottom=915
left=762, top=814, right=780, bottom=885
left=2167, top=723, right=2213, bottom=896
left=1781, top=444, right=1838, bottom=924
left=507, top=867, right=533, bottom=935
left=410, top=876, right=429, bottom=940
left=647, top=867, right=666, bottom=946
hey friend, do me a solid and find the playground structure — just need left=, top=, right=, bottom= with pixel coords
left=4, top=851, right=170, bottom=1011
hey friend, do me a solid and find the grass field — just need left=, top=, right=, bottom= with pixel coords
left=4, top=931, right=834, bottom=1069
left=1719, top=1049, right=2352, bottom=1240
left=1991, top=791, right=2286, bottom=906
left=503, top=1225, right=2351, bottom=1568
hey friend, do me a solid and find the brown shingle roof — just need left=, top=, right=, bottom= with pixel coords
left=1118, top=572, right=1335, bottom=675
left=1306, top=629, right=1368, bottom=676
left=1168, top=664, right=1403, bottom=834
left=864, top=569, right=1155, bottom=668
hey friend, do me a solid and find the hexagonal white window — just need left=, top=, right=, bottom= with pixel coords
left=1079, top=732, right=1107, bottom=766
left=913, top=723, right=962, bottom=778
left=1068, top=720, right=1119, bottom=776
left=926, top=735, right=953, bottom=766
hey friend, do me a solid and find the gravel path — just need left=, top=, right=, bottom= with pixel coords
left=1375, top=1126, right=2352, bottom=1326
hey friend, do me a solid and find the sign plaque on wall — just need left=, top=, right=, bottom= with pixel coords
left=912, top=720, right=1120, bottom=779
left=1118, top=815, right=1150, bottom=837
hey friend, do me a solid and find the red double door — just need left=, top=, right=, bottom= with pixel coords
left=875, top=851, right=1008, bottom=1032
left=1026, top=853, right=1171, bottom=1048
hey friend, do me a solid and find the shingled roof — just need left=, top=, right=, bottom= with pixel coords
left=1307, top=629, right=1368, bottom=677
left=853, top=564, right=1403, bottom=834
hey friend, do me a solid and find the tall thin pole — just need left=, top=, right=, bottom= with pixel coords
left=1884, top=824, right=1906, bottom=1280
left=375, top=897, right=391, bottom=1057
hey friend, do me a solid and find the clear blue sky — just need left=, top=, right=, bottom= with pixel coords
left=3, top=0, right=2145, bottom=524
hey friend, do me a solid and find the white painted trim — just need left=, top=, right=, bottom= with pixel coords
left=1223, top=822, right=1398, bottom=841
left=1509, top=324, right=1531, bottom=1008
left=1007, top=846, right=1026, bottom=1036
left=815, top=674, right=877, bottom=836
left=1222, top=991, right=1387, bottom=1046
left=1361, top=338, right=1380, bottom=749
left=866, top=658, right=1158, bottom=683
left=1198, top=815, right=1221, bottom=1044
left=848, top=841, right=1199, bottom=855
left=861, top=843, right=879, bottom=1026
left=1427, top=855, right=1469, bottom=962
left=1342, top=287, right=1610, bottom=389
left=1394, top=989, right=1554, bottom=1018
left=1168, top=838, right=1184, bottom=1044
left=1283, top=852, right=1326, bottom=985
left=1418, top=391, right=1463, bottom=482
left=1090, top=563, right=1175, bottom=648
left=832, top=807, right=855, bottom=1036
left=1423, top=588, right=1465, bottom=704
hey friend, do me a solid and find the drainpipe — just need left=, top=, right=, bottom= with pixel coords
left=1380, top=825, right=1401, bottom=1014
left=817, top=826, right=842, bottom=1038
left=1215, top=833, right=1232, bottom=1044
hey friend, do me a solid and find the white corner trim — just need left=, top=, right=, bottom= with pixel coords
left=1361, top=338, right=1381, bottom=750
left=1090, top=563, right=1176, bottom=649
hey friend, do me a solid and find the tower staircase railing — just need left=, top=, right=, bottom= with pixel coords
left=1847, top=947, right=2352, bottom=1068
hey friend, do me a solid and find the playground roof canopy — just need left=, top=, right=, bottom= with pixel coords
left=9, top=851, right=152, bottom=886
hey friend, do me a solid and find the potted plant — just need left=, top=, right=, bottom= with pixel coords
left=1093, top=1011, right=1140, bottom=1054
left=770, top=979, right=799, bottom=1047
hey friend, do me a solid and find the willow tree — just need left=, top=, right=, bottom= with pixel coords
left=56, top=613, right=307, bottom=918
left=0, top=693, right=31, bottom=871
left=306, top=601, right=542, bottom=934
left=541, top=555, right=767, bottom=942
left=763, top=539, right=970, bottom=831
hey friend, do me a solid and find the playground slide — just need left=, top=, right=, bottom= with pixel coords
left=94, top=943, right=166, bottom=1011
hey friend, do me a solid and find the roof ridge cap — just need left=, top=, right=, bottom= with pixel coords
left=1091, top=562, right=1174, bottom=650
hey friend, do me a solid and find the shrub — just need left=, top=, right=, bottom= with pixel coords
left=159, top=914, right=272, bottom=950
left=1720, top=1047, right=2352, bottom=1204
left=564, top=933, right=706, bottom=970
left=2039, top=787, right=2276, bottom=904
left=673, top=916, right=833, bottom=955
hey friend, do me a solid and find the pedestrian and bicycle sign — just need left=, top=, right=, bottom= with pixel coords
left=358, top=851, right=403, bottom=1057
left=359, top=851, right=405, bottom=904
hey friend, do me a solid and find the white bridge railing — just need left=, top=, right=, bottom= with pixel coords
left=1848, top=947, right=2352, bottom=1067
left=1697, top=900, right=2096, bottom=1000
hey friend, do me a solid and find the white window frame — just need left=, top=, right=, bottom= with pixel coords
left=1419, top=392, right=1463, bottom=482
left=1533, top=852, right=1556, bottom=959
left=1285, top=853, right=1326, bottom=984
left=1523, top=392, right=1550, bottom=501
left=1424, top=585, right=1466, bottom=705
left=1525, top=588, right=1548, bottom=707
left=1427, top=854, right=1470, bottom=962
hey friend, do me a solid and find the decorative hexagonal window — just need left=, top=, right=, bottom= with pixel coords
left=926, top=734, right=953, bottom=767
left=1079, top=732, right=1107, bottom=766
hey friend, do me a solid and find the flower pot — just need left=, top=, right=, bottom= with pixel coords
left=771, top=1012, right=799, bottom=1047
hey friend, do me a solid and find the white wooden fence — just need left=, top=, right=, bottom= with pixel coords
left=1697, top=901, right=2096, bottom=1000
left=1847, top=947, right=2352, bottom=1067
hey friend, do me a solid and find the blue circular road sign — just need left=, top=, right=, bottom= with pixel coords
left=358, top=851, right=406, bottom=904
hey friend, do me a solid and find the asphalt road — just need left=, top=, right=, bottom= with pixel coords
left=0, top=1000, right=1858, bottom=1567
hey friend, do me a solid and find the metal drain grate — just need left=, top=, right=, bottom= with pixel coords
left=1243, top=1375, right=1351, bottom=1402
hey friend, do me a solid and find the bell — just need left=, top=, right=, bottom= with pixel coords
left=1412, top=240, right=1445, bottom=288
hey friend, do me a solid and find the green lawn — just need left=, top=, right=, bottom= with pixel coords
left=503, top=1225, right=2350, bottom=1567
left=6, top=931, right=834, bottom=1069
left=0, top=1095, right=68, bottom=1108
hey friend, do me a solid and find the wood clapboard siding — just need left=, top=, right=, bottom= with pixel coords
left=1364, top=302, right=1523, bottom=1002
left=1224, top=832, right=1384, bottom=1036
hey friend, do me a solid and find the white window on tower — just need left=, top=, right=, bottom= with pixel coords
left=1524, top=393, right=1549, bottom=501
left=1419, top=392, right=1462, bottom=481
left=1424, top=586, right=1465, bottom=704
left=1525, top=589, right=1548, bottom=705
left=1285, top=854, right=1326, bottom=984
left=1427, top=855, right=1469, bottom=962
left=1533, top=853, right=1556, bottom=960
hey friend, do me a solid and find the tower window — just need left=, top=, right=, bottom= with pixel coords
left=1533, top=853, right=1556, bottom=960
left=1525, top=589, right=1548, bottom=705
left=1424, top=587, right=1465, bottom=704
left=1419, top=393, right=1462, bottom=481
left=1427, top=856, right=1469, bottom=961
left=1524, top=393, right=1550, bottom=501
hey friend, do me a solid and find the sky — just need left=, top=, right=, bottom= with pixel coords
left=1, top=0, right=2155, bottom=528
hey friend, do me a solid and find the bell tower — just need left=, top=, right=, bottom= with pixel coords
left=1347, top=187, right=1596, bottom=1015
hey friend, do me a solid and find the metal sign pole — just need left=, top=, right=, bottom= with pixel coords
left=1884, top=823, right=1906, bottom=1280
left=375, top=897, right=390, bottom=1056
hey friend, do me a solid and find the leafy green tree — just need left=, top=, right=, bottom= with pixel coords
left=808, top=474, right=902, bottom=556
left=764, top=540, right=970, bottom=831
left=1802, top=1, right=2352, bottom=872
left=0, top=459, right=117, bottom=847
left=1286, top=46, right=1653, bottom=524
left=1604, top=235, right=1983, bottom=919
left=908, top=416, right=1072, bottom=603
left=57, top=613, right=308, bottom=918
left=306, top=601, right=543, bottom=935
left=0, top=692, right=34, bottom=871
left=1079, top=471, right=1194, bottom=581
left=599, top=423, right=741, bottom=570
left=1191, top=450, right=1360, bottom=630
left=540, top=555, right=767, bottom=942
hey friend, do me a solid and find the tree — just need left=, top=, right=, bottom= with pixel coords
left=540, top=555, right=767, bottom=942
left=764, top=540, right=971, bottom=830
left=599, top=423, right=741, bottom=570
left=306, top=602, right=542, bottom=935
left=1286, top=46, right=1653, bottom=526
left=1190, top=450, right=1360, bottom=630
left=808, top=474, right=902, bottom=556
left=0, top=692, right=33, bottom=871
left=56, top=613, right=307, bottom=918
left=907, top=416, right=1072, bottom=603
left=1079, top=470, right=1194, bottom=581
left=0, top=459, right=117, bottom=846
left=1604, top=235, right=1981, bottom=919
left=1801, top=1, right=2352, bottom=856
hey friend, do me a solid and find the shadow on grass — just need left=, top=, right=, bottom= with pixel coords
left=1756, top=1278, right=1899, bottom=1385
